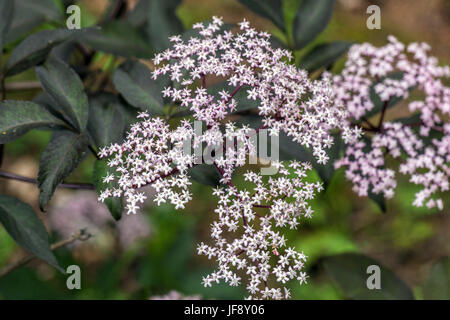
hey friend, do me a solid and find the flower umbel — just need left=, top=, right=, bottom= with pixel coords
left=98, top=17, right=359, bottom=298
left=333, top=36, right=450, bottom=209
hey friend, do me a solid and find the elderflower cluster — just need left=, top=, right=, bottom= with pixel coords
left=98, top=17, right=359, bottom=298
left=99, top=115, right=196, bottom=214
left=198, top=161, right=321, bottom=300
left=333, top=36, right=450, bottom=209
left=152, top=17, right=359, bottom=166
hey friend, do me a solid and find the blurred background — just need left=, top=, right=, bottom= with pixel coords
left=0, top=0, right=449, bottom=299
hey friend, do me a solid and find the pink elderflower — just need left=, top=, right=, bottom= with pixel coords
left=98, top=113, right=196, bottom=214
left=97, top=17, right=360, bottom=299
left=99, top=17, right=358, bottom=214
left=198, top=161, right=322, bottom=299
left=334, top=36, right=450, bottom=209
left=152, top=17, right=359, bottom=165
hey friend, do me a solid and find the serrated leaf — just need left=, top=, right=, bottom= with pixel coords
left=423, top=258, right=450, bottom=300
left=238, top=0, right=285, bottom=31
left=5, top=29, right=78, bottom=76
left=49, top=41, right=76, bottom=63
left=0, top=100, right=67, bottom=144
left=146, top=0, right=184, bottom=51
left=322, top=253, right=414, bottom=300
left=4, top=0, right=63, bottom=45
left=36, top=57, right=89, bottom=132
left=81, top=20, right=154, bottom=58
left=293, top=0, right=335, bottom=49
left=299, top=41, right=351, bottom=72
left=188, top=164, right=223, bottom=187
left=33, top=92, right=68, bottom=121
left=88, top=93, right=126, bottom=148
left=94, top=160, right=123, bottom=221
left=0, top=195, right=61, bottom=271
left=37, top=130, right=89, bottom=210
left=0, top=0, right=14, bottom=60
left=5, top=10, right=44, bottom=45
left=170, top=107, right=194, bottom=118
left=112, top=60, right=164, bottom=115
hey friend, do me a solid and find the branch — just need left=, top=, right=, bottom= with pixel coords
left=360, top=116, right=377, bottom=131
left=0, top=74, right=5, bottom=100
left=226, top=84, right=243, bottom=103
left=0, top=229, right=92, bottom=278
left=201, top=74, right=206, bottom=88
left=377, top=101, right=389, bottom=129
left=0, top=170, right=95, bottom=190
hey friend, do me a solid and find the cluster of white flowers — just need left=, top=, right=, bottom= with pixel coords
left=152, top=17, right=359, bottom=165
left=198, top=161, right=320, bottom=300
left=98, top=17, right=360, bottom=298
left=98, top=115, right=196, bottom=214
left=333, top=36, right=450, bottom=209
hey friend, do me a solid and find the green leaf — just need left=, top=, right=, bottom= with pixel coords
left=322, top=253, right=414, bottom=300
left=299, top=41, right=351, bottom=72
left=238, top=0, right=285, bottom=31
left=0, top=195, right=61, bottom=271
left=395, top=113, right=422, bottom=126
left=146, top=0, right=184, bottom=51
left=278, top=133, right=310, bottom=162
left=33, top=92, right=67, bottom=121
left=14, top=0, right=62, bottom=22
left=6, top=11, right=44, bottom=45
left=293, top=0, right=335, bottom=49
left=49, top=41, right=76, bottom=63
left=0, top=100, right=67, bottom=144
left=37, top=130, right=89, bottom=210
left=188, top=164, right=223, bottom=187
left=126, top=0, right=151, bottom=28
left=4, top=0, right=63, bottom=45
left=94, top=160, right=123, bottom=221
left=5, top=29, right=78, bottom=76
left=365, top=72, right=416, bottom=120
left=423, top=258, right=450, bottom=300
left=0, top=0, right=14, bottom=60
left=81, top=20, right=154, bottom=58
left=36, top=57, right=89, bottom=132
left=368, top=190, right=386, bottom=213
left=112, top=60, right=164, bottom=115
left=88, top=93, right=126, bottom=148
